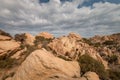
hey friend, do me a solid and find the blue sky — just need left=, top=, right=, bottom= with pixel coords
left=40, top=0, right=120, bottom=5
left=0, top=0, right=120, bottom=37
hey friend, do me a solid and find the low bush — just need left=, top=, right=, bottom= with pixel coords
left=23, top=45, right=37, bottom=57
left=0, top=58, right=16, bottom=69
left=107, top=69, right=120, bottom=80
left=18, top=45, right=38, bottom=64
left=14, top=33, right=26, bottom=43
left=117, top=47, right=120, bottom=52
left=82, top=38, right=93, bottom=45
left=103, top=40, right=116, bottom=45
left=107, top=55, right=118, bottom=64
left=35, top=36, right=53, bottom=45
left=78, top=54, right=108, bottom=80
left=0, top=29, right=12, bottom=37
left=34, top=36, right=53, bottom=49
left=82, top=38, right=101, bottom=47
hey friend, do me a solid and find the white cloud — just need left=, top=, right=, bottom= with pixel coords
left=0, top=0, right=120, bottom=37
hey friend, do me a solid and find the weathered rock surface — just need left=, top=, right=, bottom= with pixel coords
left=48, top=33, right=108, bottom=69
left=90, top=33, right=120, bottom=44
left=68, top=32, right=82, bottom=40
left=0, top=35, right=12, bottom=41
left=0, top=40, right=20, bottom=56
left=0, top=30, right=119, bottom=80
left=36, top=32, right=54, bottom=39
left=11, top=49, right=80, bottom=80
left=82, top=72, right=100, bottom=80
left=24, top=33, right=35, bottom=45
left=0, top=40, right=20, bottom=51
left=98, top=47, right=112, bottom=56
left=10, top=47, right=27, bottom=59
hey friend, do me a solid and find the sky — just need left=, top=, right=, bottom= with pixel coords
left=0, top=0, right=120, bottom=37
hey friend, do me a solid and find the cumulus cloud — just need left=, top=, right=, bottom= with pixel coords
left=0, top=0, right=120, bottom=37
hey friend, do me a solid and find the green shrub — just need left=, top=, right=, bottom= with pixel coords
left=117, top=47, right=120, bottom=52
left=20, top=44, right=26, bottom=49
left=82, top=38, right=101, bottom=47
left=0, top=58, right=16, bottom=69
left=103, top=40, right=116, bottom=45
left=82, top=38, right=93, bottom=45
left=107, top=70, right=120, bottom=80
left=34, top=36, right=53, bottom=48
left=18, top=45, right=38, bottom=64
left=78, top=54, right=108, bottom=80
left=108, top=55, right=118, bottom=64
left=93, top=42, right=101, bottom=47
left=23, top=45, right=37, bottom=57
left=0, top=29, right=12, bottom=37
left=14, top=33, right=26, bottom=43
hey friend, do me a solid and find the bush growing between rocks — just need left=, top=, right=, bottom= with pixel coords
left=82, top=38, right=101, bottom=47
left=22, top=45, right=37, bottom=57
left=107, top=55, right=118, bottom=64
left=117, top=46, right=120, bottom=52
left=34, top=36, right=53, bottom=45
left=103, top=40, right=116, bottom=45
left=14, top=33, right=27, bottom=43
left=0, top=29, right=12, bottom=37
left=82, top=38, right=93, bottom=45
left=0, top=58, right=16, bottom=69
left=107, top=69, right=120, bottom=80
left=34, top=36, right=53, bottom=50
left=78, top=54, right=108, bottom=80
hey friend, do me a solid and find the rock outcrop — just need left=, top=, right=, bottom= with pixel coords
left=0, top=40, right=20, bottom=56
left=11, top=49, right=80, bottom=80
left=10, top=47, right=27, bottom=59
left=0, top=30, right=119, bottom=80
left=0, top=35, right=12, bottom=41
left=24, top=33, right=35, bottom=45
left=90, top=33, right=120, bottom=44
left=48, top=33, right=108, bottom=69
left=0, top=40, right=20, bottom=51
left=36, top=32, right=54, bottom=39
left=81, top=72, right=100, bottom=80
left=68, top=32, right=82, bottom=40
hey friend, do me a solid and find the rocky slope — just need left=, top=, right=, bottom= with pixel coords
left=0, top=29, right=120, bottom=80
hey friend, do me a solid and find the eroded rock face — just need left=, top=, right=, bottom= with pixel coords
left=82, top=72, right=100, bottom=80
left=10, top=47, right=27, bottom=59
left=68, top=32, right=82, bottom=40
left=48, top=34, right=108, bottom=69
left=36, top=32, right=54, bottom=39
left=0, top=40, right=20, bottom=56
left=48, top=36, right=77, bottom=58
left=11, top=49, right=80, bottom=80
left=0, top=35, right=12, bottom=41
left=0, top=40, right=20, bottom=51
left=24, top=33, right=35, bottom=45
left=90, top=33, right=120, bottom=44
left=98, top=47, right=112, bottom=56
